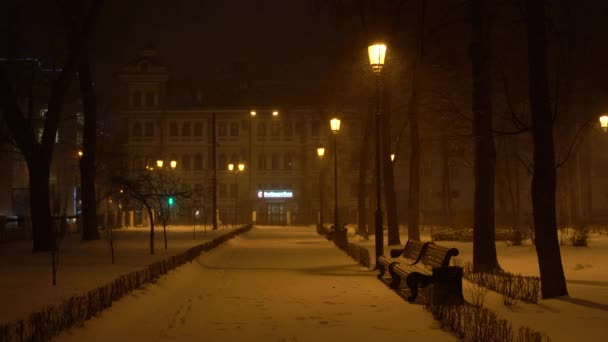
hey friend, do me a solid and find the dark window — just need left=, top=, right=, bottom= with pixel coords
left=133, top=91, right=142, bottom=107
left=230, top=183, right=237, bottom=198
left=194, top=154, right=203, bottom=171
left=258, top=153, right=266, bottom=170
left=169, top=122, right=178, bottom=137
left=194, top=122, right=203, bottom=137
left=132, top=123, right=142, bottom=137
left=311, top=121, right=320, bottom=136
left=284, top=152, right=293, bottom=170
left=218, top=122, right=227, bottom=137
left=284, top=122, right=292, bottom=137
left=271, top=154, right=279, bottom=170
left=145, top=92, right=154, bottom=107
left=230, top=153, right=239, bottom=165
left=182, top=155, right=191, bottom=171
left=144, top=122, right=154, bottom=137
left=295, top=121, right=305, bottom=135
left=218, top=154, right=227, bottom=170
left=219, top=183, right=227, bottom=198
left=271, top=122, right=280, bottom=136
left=140, top=62, right=149, bottom=72
left=182, top=123, right=191, bottom=137
left=257, top=122, right=266, bottom=136
left=230, top=122, right=239, bottom=137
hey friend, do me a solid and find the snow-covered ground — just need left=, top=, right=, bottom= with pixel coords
left=0, top=224, right=240, bottom=324
left=54, top=226, right=458, bottom=342
left=349, top=226, right=608, bottom=342
left=2, top=224, right=607, bottom=341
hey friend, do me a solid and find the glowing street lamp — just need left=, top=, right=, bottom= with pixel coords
left=317, top=146, right=325, bottom=157
left=238, top=163, right=245, bottom=172
left=272, top=110, right=279, bottom=116
left=156, top=160, right=164, bottom=168
left=391, top=153, right=396, bottom=162
left=369, top=42, right=388, bottom=259
left=329, top=118, right=342, bottom=242
left=170, top=160, right=177, bottom=169
left=77, top=150, right=83, bottom=158
left=600, top=115, right=608, bottom=132
left=368, top=43, right=387, bottom=73
left=250, top=111, right=257, bottom=117
left=317, top=145, right=326, bottom=229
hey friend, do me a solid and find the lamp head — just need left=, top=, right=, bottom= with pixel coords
left=170, top=160, right=177, bottom=169
left=330, top=118, right=341, bottom=133
left=238, top=163, right=245, bottom=171
left=156, top=160, right=164, bottom=168
left=368, top=43, right=387, bottom=73
left=272, top=110, right=279, bottom=116
left=317, top=146, right=325, bottom=157
left=228, top=163, right=234, bottom=171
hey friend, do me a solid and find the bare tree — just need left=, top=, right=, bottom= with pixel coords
left=525, top=0, right=568, bottom=298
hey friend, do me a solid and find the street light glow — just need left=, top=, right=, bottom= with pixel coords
left=170, top=160, right=177, bottom=169
left=368, top=43, right=387, bottom=73
left=330, top=118, right=341, bottom=133
left=317, top=146, right=325, bottom=157
left=272, top=110, right=279, bottom=116
left=228, top=163, right=234, bottom=171
left=77, top=150, right=83, bottom=158
left=600, top=115, right=608, bottom=131
left=156, top=160, right=164, bottom=168
left=238, top=163, right=245, bottom=171
left=250, top=111, right=256, bottom=116
left=391, top=153, right=396, bottom=162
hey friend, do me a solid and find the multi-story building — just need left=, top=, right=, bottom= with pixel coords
left=117, top=48, right=361, bottom=226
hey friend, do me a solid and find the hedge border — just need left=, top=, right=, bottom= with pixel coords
left=0, top=224, right=252, bottom=342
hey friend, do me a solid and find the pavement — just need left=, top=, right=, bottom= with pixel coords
left=54, top=225, right=458, bottom=342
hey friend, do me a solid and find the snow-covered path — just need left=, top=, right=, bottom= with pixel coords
left=55, top=226, right=457, bottom=341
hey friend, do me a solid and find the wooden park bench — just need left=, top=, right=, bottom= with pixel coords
left=376, top=240, right=429, bottom=280
left=388, top=242, right=463, bottom=304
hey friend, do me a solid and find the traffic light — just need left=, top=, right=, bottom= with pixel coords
left=167, top=197, right=174, bottom=206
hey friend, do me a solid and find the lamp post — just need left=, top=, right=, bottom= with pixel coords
left=228, top=162, right=245, bottom=226
left=317, top=146, right=325, bottom=230
left=369, top=43, right=387, bottom=262
left=330, top=118, right=341, bottom=242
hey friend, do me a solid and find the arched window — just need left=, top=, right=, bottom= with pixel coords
left=133, top=90, right=142, bottom=108
left=194, top=154, right=203, bottom=171
left=132, top=122, right=142, bottom=137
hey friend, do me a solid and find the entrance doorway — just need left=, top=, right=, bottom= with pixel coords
left=267, top=203, right=285, bottom=225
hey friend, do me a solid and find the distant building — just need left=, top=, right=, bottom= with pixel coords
left=116, top=48, right=361, bottom=226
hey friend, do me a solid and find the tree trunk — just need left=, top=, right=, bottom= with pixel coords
left=525, top=0, right=568, bottom=298
left=471, top=0, right=500, bottom=272
left=406, top=0, right=425, bottom=242
left=357, top=101, right=374, bottom=238
left=79, top=47, right=99, bottom=241
left=382, top=86, right=400, bottom=245
left=145, top=205, right=155, bottom=255
left=440, top=135, right=453, bottom=228
left=28, top=157, right=54, bottom=251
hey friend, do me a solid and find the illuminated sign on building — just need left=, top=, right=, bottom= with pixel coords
left=257, top=190, right=293, bottom=198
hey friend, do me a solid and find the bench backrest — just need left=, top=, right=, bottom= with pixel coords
left=419, top=243, right=459, bottom=268
left=391, top=240, right=429, bottom=263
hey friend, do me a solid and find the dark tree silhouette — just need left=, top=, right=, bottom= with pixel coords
left=525, top=0, right=568, bottom=298
left=471, top=0, right=500, bottom=272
